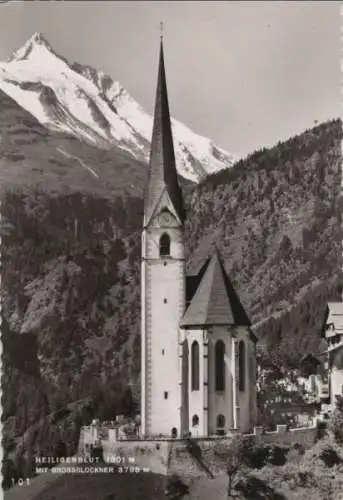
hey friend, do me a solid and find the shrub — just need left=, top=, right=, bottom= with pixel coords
left=329, top=395, right=343, bottom=444
left=229, top=439, right=290, bottom=470
left=319, top=446, right=342, bottom=468
left=297, top=470, right=316, bottom=488
left=315, top=420, right=327, bottom=442
left=293, top=442, right=305, bottom=455
left=267, top=445, right=289, bottom=466
left=165, top=474, right=190, bottom=499
left=235, top=474, right=286, bottom=499
left=186, top=438, right=201, bottom=460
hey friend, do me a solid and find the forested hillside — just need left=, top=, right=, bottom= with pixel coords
left=186, top=120, right=342, bottom=362
left=1, top=87, right=341, bottom=486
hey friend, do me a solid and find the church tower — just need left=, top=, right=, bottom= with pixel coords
left=141, top=39, right=185, bottom=437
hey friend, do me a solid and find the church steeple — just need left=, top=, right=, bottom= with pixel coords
left=144, top=38, right=185, bottom=226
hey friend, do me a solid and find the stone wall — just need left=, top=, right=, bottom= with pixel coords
left=78, top=423, right=318, bottom=477
left=255, top=425, right=317, bottom=448
left=101, top=439, right=171, bottom=476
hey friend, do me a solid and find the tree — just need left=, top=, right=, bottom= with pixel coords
left=55, top=439, right=67, bottom=459
left=24, top=447, right=34, bottom=478
left=329, top=395, right=343, bottom=444
left=279, top=234, right=293, bottom=255
left=165, top=474, right=190, bottom=499
left=121, top=387, right=136, bottom=417
left=214, top=436, right=246, bottom=498
left=226, top=452, right=240, bottom=498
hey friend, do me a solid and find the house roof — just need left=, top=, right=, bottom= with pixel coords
left=186, top=258, right=211, bottom=305
left=181, top=248, right=253, bottom=332
left=299, top=353, right=322, bottom=365
left=315, top=338, right=329, bottom=358
left=143, top=40, right=185, bottom=226
left=328, top=340, right=343, bottom=354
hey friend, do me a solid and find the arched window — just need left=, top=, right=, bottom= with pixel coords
left=191, top=341, right=200, bottom=391
left=192, top=414, right=199, bottom=427
left=215, top=340, right=225, bottom=391
left=238, top=340, right=245, bottom=391
left=216, top=414, right=226, bottom=436
left=216, top=414, right=225, bottom=428
left=159, top=233, right=170, bottom=256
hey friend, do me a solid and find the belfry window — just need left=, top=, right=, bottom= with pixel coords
left=238, top=340, right=246, bottom=392
left=215, top=340, right=225, bottom=391
left=191, top=341, right=200, bottom=391
left=159, top=233, right=170, bottom=257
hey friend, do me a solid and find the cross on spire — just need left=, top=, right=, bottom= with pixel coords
left=160, top=21, right=164, bottom=40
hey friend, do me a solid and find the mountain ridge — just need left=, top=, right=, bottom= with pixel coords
left=0, top=32, right=237, bottom=183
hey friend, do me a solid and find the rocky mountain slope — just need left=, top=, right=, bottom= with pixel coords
left=0, top=86, right=341, bottom=487
left=0, top=88, right=147, bottom=198
left=0, top=32, right=236, bottom=183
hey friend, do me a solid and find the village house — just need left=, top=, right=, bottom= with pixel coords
left=325, top=302, right=343, bottom=406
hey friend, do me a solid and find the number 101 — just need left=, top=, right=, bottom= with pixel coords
left=11, top=478, right=30, bottom=487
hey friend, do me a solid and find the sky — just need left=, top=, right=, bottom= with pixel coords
left=0, top=0, right=340, bottom=157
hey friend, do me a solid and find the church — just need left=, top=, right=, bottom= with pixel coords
left=140, top=39, right=257, bottom=439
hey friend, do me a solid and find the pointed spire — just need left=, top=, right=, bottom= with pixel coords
left=144, top=36, right=185, bottom=226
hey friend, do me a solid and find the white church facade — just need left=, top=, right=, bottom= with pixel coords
left=140, top=40, right=257, bottom=439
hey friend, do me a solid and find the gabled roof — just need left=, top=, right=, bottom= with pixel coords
left=316, top=338, right=329, bottom=357
left=328, top=340, right=343, bottom=354
left=299, top=353, right=322, bottom=365
left=181, top=248, right=252, bottom=330
left=143, top=40, right=185, bottom=226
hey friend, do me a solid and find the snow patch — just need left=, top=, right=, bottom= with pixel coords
left=0, top=33, right=238, bottom=182
left=56, top=147, right=99, bottom=179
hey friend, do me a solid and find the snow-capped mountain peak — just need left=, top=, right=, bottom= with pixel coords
left=0, top=34, right=237, bottom=182
left=8, top=32, right=55, bottom=62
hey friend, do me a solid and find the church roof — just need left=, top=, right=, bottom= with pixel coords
left=144, top=40, right=185, bottom=226
left=186, top=258, right=211, bottom=306
left=181, top=248, right=252, bottom=329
